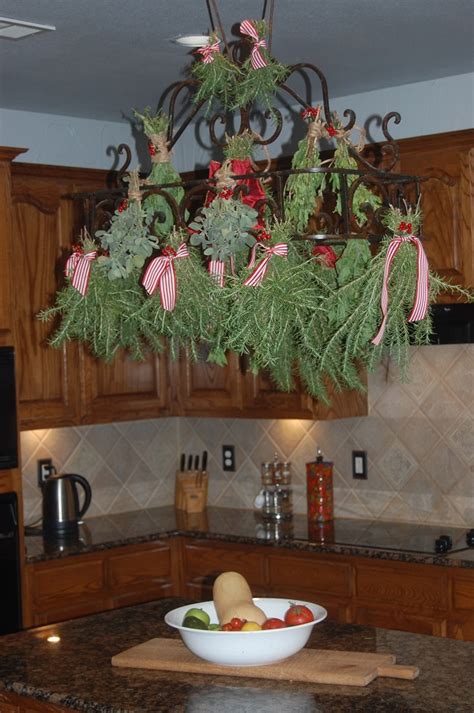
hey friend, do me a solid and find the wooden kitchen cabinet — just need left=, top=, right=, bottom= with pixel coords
left=23, top=534, right=474, bottom=639
left=181, top=538, right=267, bottom=599
left=10, top=163, right=103, bottom=430
left=24, top=539, right=178, bottom=627
left=0, top=148, right=26, bottom=346
left=397, top=129, right=474, bottom=294
left=80, top=344, right=169, bottom=425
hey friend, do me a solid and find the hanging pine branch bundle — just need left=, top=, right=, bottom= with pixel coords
left=234, top=20, right=288, bottom=113
left=133, top=107, right=184, bottom=236
left=137, top=229, right=230, bottom=365
left=319, top=205, right=473, bottom=385
left=223, top=221, right=330, bottom=391
left=326, top=116, right=381, bottom=225
left=284, top=106, right=327, bottom=233
left=38, top=233, right=147, bottom=361
left=192, top=33, right=242, bottom=111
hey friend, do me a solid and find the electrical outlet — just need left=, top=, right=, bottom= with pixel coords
left=37, top=458, right=53, bottom=487
left=222, top=445, right=235, bottom=472
left=352, top=450, right=367, bottom=480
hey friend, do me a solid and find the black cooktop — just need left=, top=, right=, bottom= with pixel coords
left=310, top=519, right=474, bottom=555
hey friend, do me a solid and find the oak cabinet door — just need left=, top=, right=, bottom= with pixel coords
left=240, top=366, right=314, bottom=419
left=80, top=347, right=169, bottom=424
left=11, top=173, right=82, bottom=429
left=172, top=346, right=242, bottom=415
left=399, top=130, right=474, bottom=292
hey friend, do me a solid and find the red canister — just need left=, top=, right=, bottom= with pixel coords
left=306, top=449, right=334, bottom=522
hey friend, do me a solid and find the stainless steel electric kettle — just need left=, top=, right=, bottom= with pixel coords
left=42, top=471, right=92, bottom=534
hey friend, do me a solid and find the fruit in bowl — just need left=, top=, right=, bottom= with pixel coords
left=164, top=572, right=327, bottom=666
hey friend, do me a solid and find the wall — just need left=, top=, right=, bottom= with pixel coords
left=20, top=344, right=474, bottom=528
left=1, top=72, right=473, bottom=173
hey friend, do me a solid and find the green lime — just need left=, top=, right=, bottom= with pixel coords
left=182, top=615, right=208, bottom=630
left=183, top=607, right=211, bottom=627
left=208, top=623, right=221, bottom=630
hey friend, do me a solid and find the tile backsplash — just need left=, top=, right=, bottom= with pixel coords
left=21, top=344, right=473, bottom=527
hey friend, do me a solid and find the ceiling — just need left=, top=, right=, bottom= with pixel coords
left=0, top=0, right=473, bottom=124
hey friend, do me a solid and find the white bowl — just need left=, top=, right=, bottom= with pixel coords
left=164, top=597, right=327, bottom=666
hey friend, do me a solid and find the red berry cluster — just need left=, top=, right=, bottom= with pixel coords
left=301, top=106, right=320, bottom=121
left=162, top=245, right=177, bottom=257
left=118, top=200, right=128, bottom=213
left=398, top=221, right=413, bottom=233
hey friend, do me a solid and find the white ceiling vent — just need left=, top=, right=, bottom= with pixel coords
left=0, top=17, right=55, bottom=40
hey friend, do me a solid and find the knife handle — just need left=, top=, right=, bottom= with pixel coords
left=180, top=453, right=185, bottom=471
left=202, top=450, right=208, bottom=472
left=187, top=455, right=193, bottom=471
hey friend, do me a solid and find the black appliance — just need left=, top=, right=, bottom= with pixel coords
left=0, top=492, right=22, bottom=634
left=0, top=346, right=18, bottom=470
left=429, top=304, right=474, bottom=344
left=42, top=472, right=92, bottom=534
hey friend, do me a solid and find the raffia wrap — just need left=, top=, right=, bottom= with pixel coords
left=306, top=118, right=326, bottom=155
left=124, top=170, right=143, bottom=204
left=149, top=132, right=171, bottom=164
left=214, top=159, right=237, bottom=191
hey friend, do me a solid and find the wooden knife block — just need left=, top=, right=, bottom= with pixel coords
left=175, top=471, right=208, bottom=513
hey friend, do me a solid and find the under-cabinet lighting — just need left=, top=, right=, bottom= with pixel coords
left=46, top=635, right=61, bottom=643
left=0, top=17, right=56, bottom=40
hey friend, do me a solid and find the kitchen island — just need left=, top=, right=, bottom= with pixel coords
left=0, top=598, right=473, bottom=713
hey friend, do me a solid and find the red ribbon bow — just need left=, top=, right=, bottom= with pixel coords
left=301, top=107, right=320, bottom=121
left=240, top=20, right=268, bottom=69
left=326, top=124, right=338, bottom=138
left=372, top=233, right=429, bottom=346
left=244, top=243, right=288, bottom=287
left=65, top=248, right=97, bottom=296
left=196, top=39, right=221, bottom=64
left=141, top=243, right=189, bottom=311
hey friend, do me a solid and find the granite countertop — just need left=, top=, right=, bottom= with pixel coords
left=0, top=597, right=473, bottom=713
left=24, top=506, right=474, bottom=568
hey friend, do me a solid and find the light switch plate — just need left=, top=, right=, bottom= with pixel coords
left=352, top=450, right=367, bottom=480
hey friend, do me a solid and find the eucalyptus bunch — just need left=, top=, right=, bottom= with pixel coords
left=95, top=201, right=159, bottom=280
left=189, top=197, right=258, bottom=262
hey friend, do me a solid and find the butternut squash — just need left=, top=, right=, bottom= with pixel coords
left=213, top=571, right=266, bottom=625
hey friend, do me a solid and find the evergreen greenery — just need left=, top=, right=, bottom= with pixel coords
left=191, top=34, right=242, bottom=112
left=38, top=238, right=147, bottom=362
left=234, top=20, right=289, bottom=113
left=136, top=229, right=230, bottom=364
left=284, top=113, right=326, bottom=233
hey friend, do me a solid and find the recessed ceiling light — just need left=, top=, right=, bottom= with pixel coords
left=0, top=16, right=55, bottom=40
left=173, top=34, right=211, bottom=48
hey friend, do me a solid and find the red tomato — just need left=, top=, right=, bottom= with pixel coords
left=221, top=622, right=234, bottom=631
left=229, top=617, right=246, bottom=631
left=262, top=617, right=286, bottom=630
left=284, top=604, right=314, bottom=626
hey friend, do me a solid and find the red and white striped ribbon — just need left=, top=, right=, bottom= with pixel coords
left=208, top=259, right=226, bottom=287
left=244, top=243, right=288, bottom=287
left=372, top=235, right=429, bottom=346
left=240, top=20, right=268, bottom=69
left=196, top=39, right=221, bottom=64
left=141, top=243, right=189, bottom=311
left=65, top=250, right=97, bottom=296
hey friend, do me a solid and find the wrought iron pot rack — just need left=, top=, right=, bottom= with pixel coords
left=73, top=2, right=426, bottom=245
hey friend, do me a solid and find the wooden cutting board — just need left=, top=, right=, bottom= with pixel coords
left=112, top=638, right=419, bottom=687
